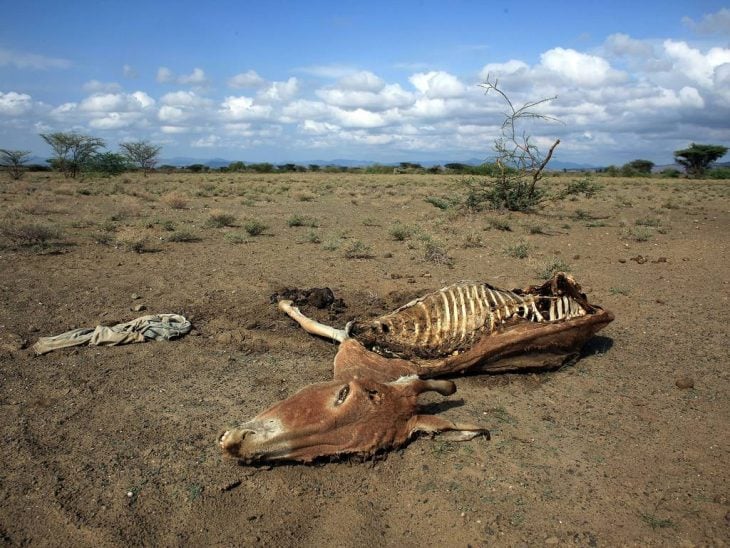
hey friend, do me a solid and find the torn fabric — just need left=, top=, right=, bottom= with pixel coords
left=32, top=314, right=192, bottom=355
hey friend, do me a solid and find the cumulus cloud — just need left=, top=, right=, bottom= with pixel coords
left=157, top=67, right=208, bottom=86
left=682, top=8, right=730, bottom=35
left=83, top=80, right=122, bottom=94
left=663, top=39, right=730, bottom=87
left=539, top=47, right=626, bottom=86
left=337, top=71, right=385, bottom=91
left=604, top=33, right=655, bottom=58
left=409, top=71, right=466, bottom=98
left=0, top=91, right=33, bottom=116
left=257, top=78, right=299, bottom=102
left=228, top=70, right=265, bottom=88
left=0, top=48, right=71, bottom=70
left=220, top=96, right=272, bottom=120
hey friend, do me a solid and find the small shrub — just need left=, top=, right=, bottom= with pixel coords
left=505, top=241, right=529, bottom=259
left=537, top=257, right=571, bottom=279
left=362, top=217, right=380, bottom=227
left=389, top=223, right=413, bottom=241
left=424, top=196, right=451, bottom=210
left=322, top=236, right=342, bottom=251
left=344, top=240, right=373, bottom=259
left=624, top=226, right=652, bottom=242
left=423, top=239, right=453, bottom=266
left=572, top=209, right=594, bottom=221
left=162, top=193, right=187, bottom=209
left=528, top=224, right=547, bottom=235
left=635, top=217, right=661, bottom=227
left=561, top=176, right=602, bottom=198
left=161, top=220, right=175, bottom=231
left=117, top=232, right=151, bottom=253
left=486, top=218, right=512, bottom=232
left=294, top=191, right=316, bottom=202
left=287, top=214, right=318, bottom=227
left=168, top=230, right=200, bottom=242
left=205, top=212, right=236, bottom=228
left=462, top=231, right=484, bottom=248
left=1, top=223, right=64, bottom=247
left=224, top=232, right=248, bottom=244
left=243, top=220, right=267, bottom=236
left=304, top=230, right=321, bottom=244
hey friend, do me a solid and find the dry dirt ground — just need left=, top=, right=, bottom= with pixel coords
left=0, top=171, right=728, bottom=546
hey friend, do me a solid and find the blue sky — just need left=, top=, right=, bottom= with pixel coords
left=1, top=1, right=729, bottom=165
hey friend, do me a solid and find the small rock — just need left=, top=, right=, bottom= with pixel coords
left=630, top=255, right=648, bottom=264
left=618, top=259, right=626, bottom=263
left=675, top=376, right=694, bottom=389
left=573, top=254, right=580, bottom=260
left=383, top=252, right=393, bottom=258
left=652, top=257, right=668, bottom=263
left=132, top=304, right=146, bottom=312
left=545, top=536, right=559, bottom=545
left=131, top=293, right=141, bottom=300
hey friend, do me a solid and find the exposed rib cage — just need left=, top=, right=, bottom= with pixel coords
left=348, top=281, right=587, bottom=360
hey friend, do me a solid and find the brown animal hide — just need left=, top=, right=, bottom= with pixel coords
left=220, top=273, right=613, bottom=464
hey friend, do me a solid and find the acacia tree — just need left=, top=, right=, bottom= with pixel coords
left=119, top=140, right=162, bottom=175
left=623, top=159, right=654, bottom=175
left=40, top=132, right=105, bottom=178
left=674, top=143, right=728, bottom=178
left=0, top=149, right=32, bottom=180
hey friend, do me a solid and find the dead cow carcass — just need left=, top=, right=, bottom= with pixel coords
left=219, top=272, right=613, bottom=464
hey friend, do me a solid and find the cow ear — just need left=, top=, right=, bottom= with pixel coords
left=407, top=415, right=490, bottom=442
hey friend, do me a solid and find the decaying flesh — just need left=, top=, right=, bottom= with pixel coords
left=220, top=273, right=613, bottom=464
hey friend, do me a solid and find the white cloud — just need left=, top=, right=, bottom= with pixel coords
left=158, top=105, right=187, bottom=123
left=330, top=107, right=388, bottom=128
left=604, top=33, right=654, bottom=57
left=0, top=91, right=33, bottom=116
left=295, top=64, right=358, bottom=79
left=89, top=112, right=142, bottom=130
left=123, top=64, right=137, bottom=79
left=178, top=67, right=207, bottom=85
left=157, top=67, right=208, bottom=86
left=161, top=90, right=208, bottom=107
left=409, top=71, right=466, bottom=98
left=337, top=71, right=385, bottom=91
left=663, top=39, right=730, bottom=87
left=220, top=96, right=272, bottom=120
left=257, top=78, right=299, bottom=102
left=228, top=70, right=265, bottom=88
left=191, top=134, right=220, bottom=147
left=157, top=67, right=174, bottom=83
left=316, top=83, right=412, bottom=111
left=0, top=48, right=71, bottom=70
left=83, top=80, right=122, bottom=94
left=682, top=8, right=730, bottom=35
left=478, top=60, right=529, bottom=80
left=539, top=47, right=625, bottom=86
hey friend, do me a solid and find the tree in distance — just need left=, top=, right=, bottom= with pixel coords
left=0, top=149, right=32, bottom=180
left=674, top=143, right=728, bottom=178
left=40, top=132, right=105, bottom=178
left=119, top=140, right=162, bottom=176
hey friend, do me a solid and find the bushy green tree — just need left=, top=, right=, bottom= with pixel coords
left=119, top=140, right=161, bottom=175
left=40, top=132, right=105, bottom=178
left=0, top=149, right=32, bottom=180
left=674, top=143, right=728, bottom=178
left=84, top=152, right=131, bottom=176
left=622, top=159, right=654, bottom=175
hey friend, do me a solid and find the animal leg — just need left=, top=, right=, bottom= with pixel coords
left=277, top=300, right=347, bottom=343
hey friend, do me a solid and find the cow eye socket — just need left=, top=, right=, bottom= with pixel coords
left=335, top=385, right=350, bottom=405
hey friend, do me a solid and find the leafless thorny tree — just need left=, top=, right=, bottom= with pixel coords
left=466, top=76, right=562, bottom=211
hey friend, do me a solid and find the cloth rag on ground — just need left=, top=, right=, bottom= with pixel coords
left=32, top=314, right=192, bottom=355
